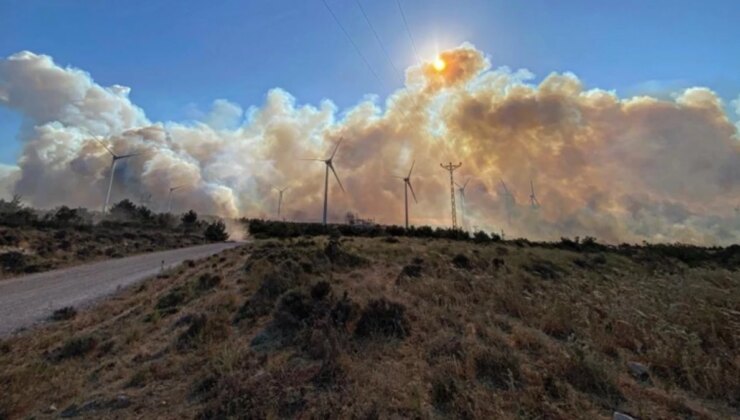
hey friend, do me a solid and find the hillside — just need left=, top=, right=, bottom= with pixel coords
left=0, top=199, right=229, bottom=280
left=0, top=235, right=738, bottom=419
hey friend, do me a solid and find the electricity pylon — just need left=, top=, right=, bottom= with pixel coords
left=440, top=161, right=462, bottom=229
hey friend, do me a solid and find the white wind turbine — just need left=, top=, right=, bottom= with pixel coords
left=456, top=177, right=471, bottom=230
left=273, top=186, right=289, bottom=219
left=394, top=160, right=418, bottom=229
left=529, top=179, right=541, bottom=209
left=301, top=138, right=345, bottom=225
left=85, top=130, right=140, bottom=214
left=167, top=185, right=184, bottom=213
left=500, top=179, right=516, bottom=226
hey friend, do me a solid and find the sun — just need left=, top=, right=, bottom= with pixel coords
left=433, top=56, right=446, bottom=72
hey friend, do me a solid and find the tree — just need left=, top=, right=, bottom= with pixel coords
left=0, top=195, right=37, bottom=227
left=181, top=210, right=198, bottom=226
left=109, top=199, right=138, bottom=221
left=204, top=220, right=229, bottom=242
left=53, top=206, right=82, bottom=226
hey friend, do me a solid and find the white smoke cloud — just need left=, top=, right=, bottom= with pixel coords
left=0, top=47, right=738, bottom=245
left=0, top=163, right=20, bottom=200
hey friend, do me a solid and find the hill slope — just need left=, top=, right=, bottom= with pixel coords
left=0, top=236, right=738, bottom=419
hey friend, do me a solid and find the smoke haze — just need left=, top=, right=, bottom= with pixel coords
left=1, top=45, right=738, bottom=244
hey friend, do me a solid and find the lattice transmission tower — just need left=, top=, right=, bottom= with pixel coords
left=440, top=162, right=462, bottom=229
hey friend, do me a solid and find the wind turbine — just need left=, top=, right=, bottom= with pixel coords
left=86, top=131, right=140, bottom=214
left=301, top=137, right=345, bottom=225
left=139, top=193, right=152, bottom=208
left=273, top=186, right=289, bottom=219
left=500, top=179, right=516, bottom=226
left=455, top=177, right=471, bottom=231
left=394, top=160, right=418, bottom=229
left=167, top=185, right=183, bottom=213
left=529, top=179, right=541, bottom=209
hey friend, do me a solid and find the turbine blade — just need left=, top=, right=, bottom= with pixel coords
left=407, top=181, right=418, bottom=203
left=500, top=178, right=511, bottom=195
left=330, top=137, right=343, bottom=160
left=91, top=136, right=116, bottom=156
left=328, top=163, right=345, bottom=192
left=407, top=160, right=415, bottom=178
left=299, top=158, right=323, bottom=161
left=463, top=177, right=471, bottom=188
left=116, top=152, right=140, bottom=160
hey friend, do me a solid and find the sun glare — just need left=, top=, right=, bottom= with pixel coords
left=433, top=56, right=446, bottom=71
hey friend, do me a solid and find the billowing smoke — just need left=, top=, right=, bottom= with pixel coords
left=1, top=45, right=738, bottom=244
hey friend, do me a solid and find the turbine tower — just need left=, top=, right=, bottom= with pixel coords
left=301, top=138, right=345, bottom=225
left=167, top=185, right=183, bottom=213
left=86, top=131, right=139, bottom=214
left=455, top=177, right=471, bottom=231
left=139, top=193, right=152, bottom=208
left=273, top=186, right=289, bottom=219
left=394, top=161, right=418, bottom=229
left=529, top=179, right=541, bottom=209
left=440, top=161, right=462, bottom=229
left=500, top=179, right=516, bottom=226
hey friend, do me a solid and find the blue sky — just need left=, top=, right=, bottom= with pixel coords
left=1, top=0, right=739, bottom=165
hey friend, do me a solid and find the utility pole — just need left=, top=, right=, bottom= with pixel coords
left=440, top=161, right=462, bottom=229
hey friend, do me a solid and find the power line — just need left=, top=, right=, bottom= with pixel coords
left=321, top=0, right=382, bottom=84
left=396, top=0, right=421, bottom=64
left=353, top=0, right=402, bottom=83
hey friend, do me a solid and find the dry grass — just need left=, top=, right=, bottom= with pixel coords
left=0, top=236, right=738, bottom=419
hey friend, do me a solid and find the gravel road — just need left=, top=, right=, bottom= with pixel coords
left=0, top=242, right=243, bottom=336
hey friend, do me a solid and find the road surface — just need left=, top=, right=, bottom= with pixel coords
left=0, top=242, right=243, bottom=336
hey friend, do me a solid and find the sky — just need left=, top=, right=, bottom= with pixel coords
left=2, top=0, right=740, bottom=165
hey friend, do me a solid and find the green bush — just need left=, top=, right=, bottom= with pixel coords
left=204, top=220, right=229, bottom=242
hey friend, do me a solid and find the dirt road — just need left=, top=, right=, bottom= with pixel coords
left=0, top=242, right=243, bottom=336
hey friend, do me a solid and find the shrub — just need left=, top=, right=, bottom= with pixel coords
left=0, top=195, right=37, bottom=227
left=474, top=348, right=521, bottom=390
left=156, top=287, right=190, bottom=314
left=196, top=273, right=222, bottom=291
left=324, top=237, right=366, bottom=267
left=204, top=220, right=229, bottom=242
left=564, top=354, right=623, bottom=405
left=522, top=259, right=562, bottom=280
left=177, top=314, right=208, bottom=349
left=52, top=206, right=83, bottom=226
left=235, top=259, right=305, bottom=322
left=451, top=254, right=471, bottom=270
left=181, top=210, right=198, bottom=226
left=331, top=292, right=359, bottom=329
left=430, top=374, right=458, bottom=412
left=310, top=281, right=332, bottom=300
left=399, top=263, right=422, bottom=278
left=0, top=251, right=26, bottom=273
left=50, top=306, right=77, bottom=321
left=51, top=336, right=97, bottom=361
left=108, top=199, right=138, bottom=222
left=177, top=313, right=230, bottom=349
left=473, top=230, right=490, bottom=243
left=355, top=298, right=410, bottom=339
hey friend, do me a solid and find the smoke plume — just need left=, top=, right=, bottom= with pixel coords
left=1, top=45, right=738, bottom=244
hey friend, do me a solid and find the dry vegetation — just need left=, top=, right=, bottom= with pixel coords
left=0, top=223, right=207, bottom=279
left=0, top=235, right=738, bottom=419
left=0, top=198, right=230, bottom=280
